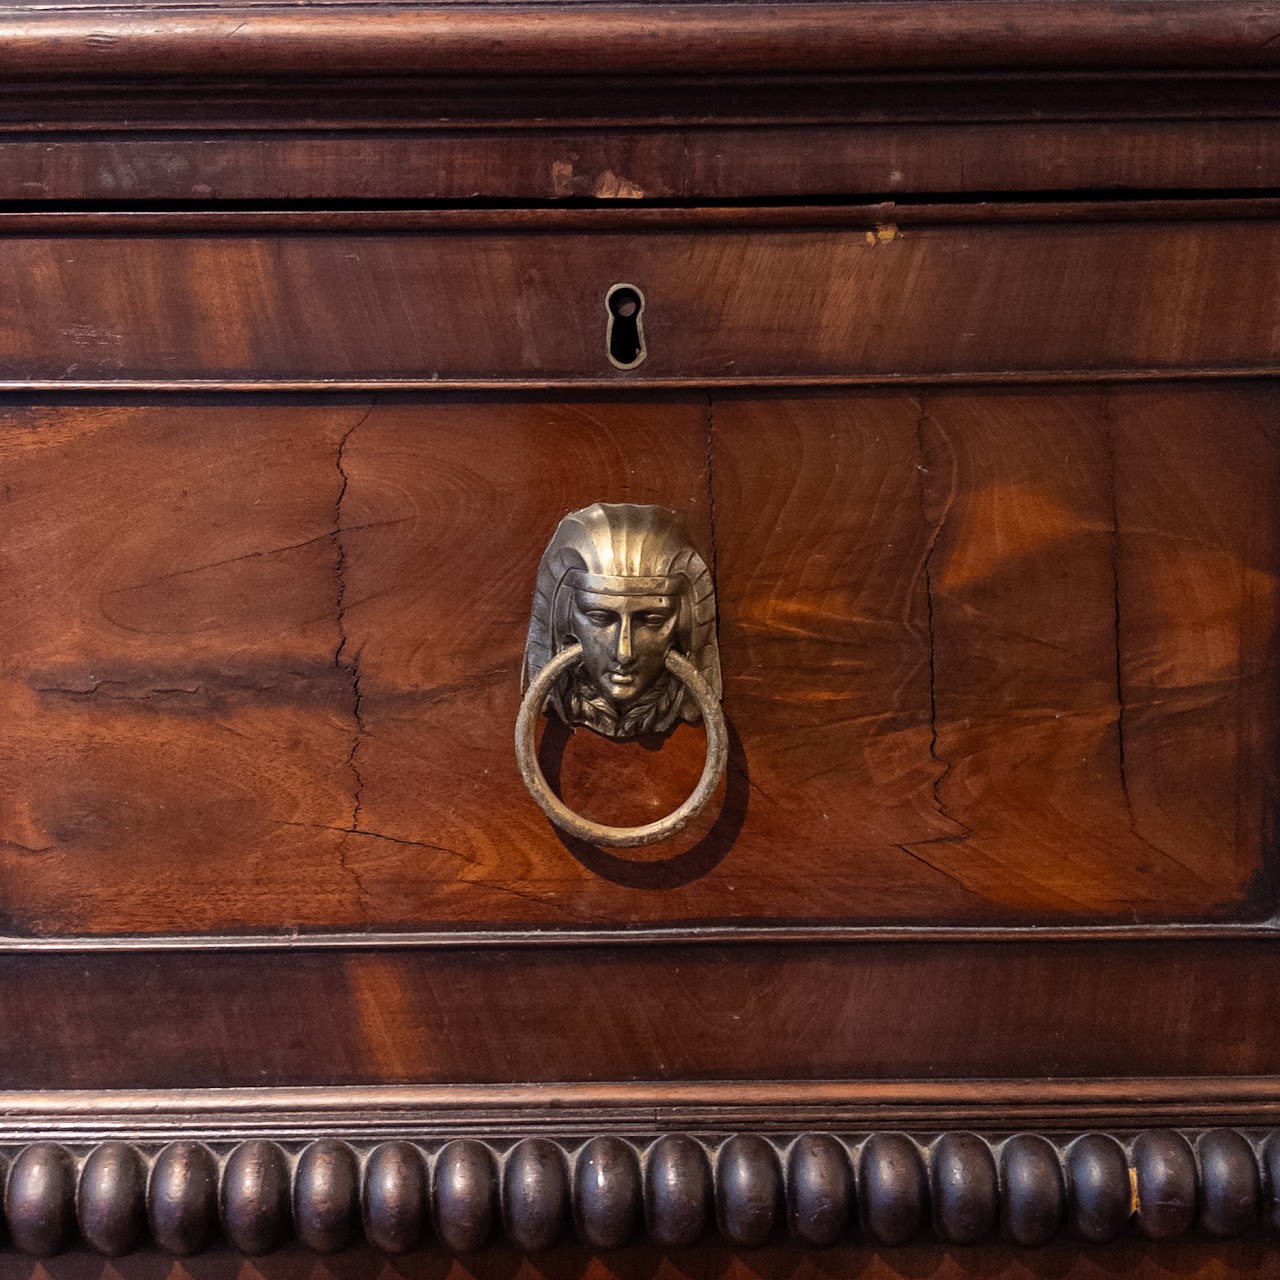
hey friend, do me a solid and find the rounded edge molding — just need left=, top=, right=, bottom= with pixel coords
left=0, top=1128, right=1270, bottom=1253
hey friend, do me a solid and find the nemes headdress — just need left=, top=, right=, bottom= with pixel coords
left=522, top=503, right=722, bottom=726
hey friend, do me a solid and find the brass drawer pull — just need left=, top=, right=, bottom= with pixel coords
left=515, top=503, right=727, bottom=848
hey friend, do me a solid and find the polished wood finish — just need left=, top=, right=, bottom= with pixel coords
left=3, top=0, right=1279, bottom=1272
left=0, top=219, right=1277, bottom=385
left=0, top=1123, right=1278, bottom=1256
left=0, top=2, right=1276, bottom=80
left=0, top=944, right=1277, bottom=1088
left=5, top=386, right=1277, bottom=934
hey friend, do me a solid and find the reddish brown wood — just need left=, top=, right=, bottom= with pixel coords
left=2, top=3, right=1279, bottom=1269
left=0, top=3, right=1274, bottom=79
left=0, top=221, right=1276, bottom=385
left=4, top=386, right=1277, bottom=936
left=0, top=942, right=1275, bottom=1089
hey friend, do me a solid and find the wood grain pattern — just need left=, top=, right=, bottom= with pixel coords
left=0, top=222, right=1278, bottom=385
left=713, top=385, right=1280, bottom=925
left=0, top=402, right=361, bottom=933
left=3, top=385, right=1277, bottom=935
left=0, top=942, right=1278, bottom=1088
left=3, top=2, right=1278, bottom=1271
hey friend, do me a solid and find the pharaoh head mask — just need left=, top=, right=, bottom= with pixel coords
left=522, top=503, right=722, bottom=740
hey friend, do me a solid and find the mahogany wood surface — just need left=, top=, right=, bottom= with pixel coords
left=3, top=1, right=1280, bottom=1272
left=0, top=941, right=1276, bottom=1088
left=0, top=221, right=1278, bottom=386
left=4, top=385, right=1277, bottom=936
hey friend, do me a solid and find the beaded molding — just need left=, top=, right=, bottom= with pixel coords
left=0, top=1130, right=1274, bottom=1256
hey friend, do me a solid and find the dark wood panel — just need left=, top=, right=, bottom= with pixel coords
left=4, top=386, right=1277, bottom=936
left=5, top=120, right=1279, bottom=202
left=0, top=941, right=1278, bottom=1088
left=0, top=222, right=1279, bottom=384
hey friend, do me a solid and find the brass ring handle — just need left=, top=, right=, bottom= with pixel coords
left=515, top=642, right=729, bottom=848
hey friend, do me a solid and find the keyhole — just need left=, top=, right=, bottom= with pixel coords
left=605, top=283, right=647, bottom=370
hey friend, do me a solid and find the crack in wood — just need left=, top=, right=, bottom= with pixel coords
left=332, top=402, right=375, bottom=838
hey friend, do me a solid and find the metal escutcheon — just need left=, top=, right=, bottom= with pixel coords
left=515, top=503, right=727, bottom=848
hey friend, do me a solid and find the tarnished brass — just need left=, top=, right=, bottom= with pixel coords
left=515, top=503, right=727, bottom=847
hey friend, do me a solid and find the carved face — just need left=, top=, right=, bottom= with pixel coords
left=569, top=587, right=680, bottom=706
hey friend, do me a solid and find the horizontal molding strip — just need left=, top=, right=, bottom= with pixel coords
left=0, top=1110, right=1278, bottom=1254
left=3, top=1079, right=1280, bottom=1133
left=0, top=200, right=1278, bottom=232
left=0, top=3, right=1275, bottom=79
left=0, top=920, right=1277, bottom=953
left=2, top=370, right=1280, bottom=394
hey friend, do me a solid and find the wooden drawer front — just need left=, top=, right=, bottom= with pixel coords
left=3, top=383, right=1276, bottom=938
left=0, top=215, right=1277, bottom=385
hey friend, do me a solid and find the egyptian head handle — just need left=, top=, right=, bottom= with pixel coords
left=514, top=503, right=727, bottom=848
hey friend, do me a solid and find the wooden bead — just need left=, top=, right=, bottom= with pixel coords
left=644, top=1134, right=711, bottom=1247
left=1065, top=1133, right=1131, bottom=1243
left=502, top=1137, right=568, bottom=1251
left=363, top=1141, right=427, bottom=1254
left=221, top=1140, right=291, bottom=1256
left=148, top=1141, right=219, bottom=1255
left=1197, top=1130, right=1259, bottom=1238
left=786, top=1134, right=852, bottom=1246
left=1000, top=1134, right=1065, bottom=1246
left=6, top=1143, right=77, bottom=1257
left=433, top=1139, right=497, bottom=1252
left=294, top=1139, right=359, bottom=1253
left=716, top=1134, right=782, bottom=1247
left=1263, top=1133, right=1280, bottom=1233
left=574, top=1136, right=641, bottom=1250
left=930, top=1132, right=998, bottom=1244
left=858, top=1133, right=926, bottom=1246
left=1133, top=1130, right=1196, bottom=1241
left=78, top=1142, right=146, bottom=1256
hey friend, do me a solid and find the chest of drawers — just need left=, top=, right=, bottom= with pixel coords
left=2, top=3, right=1280, bottom=1276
